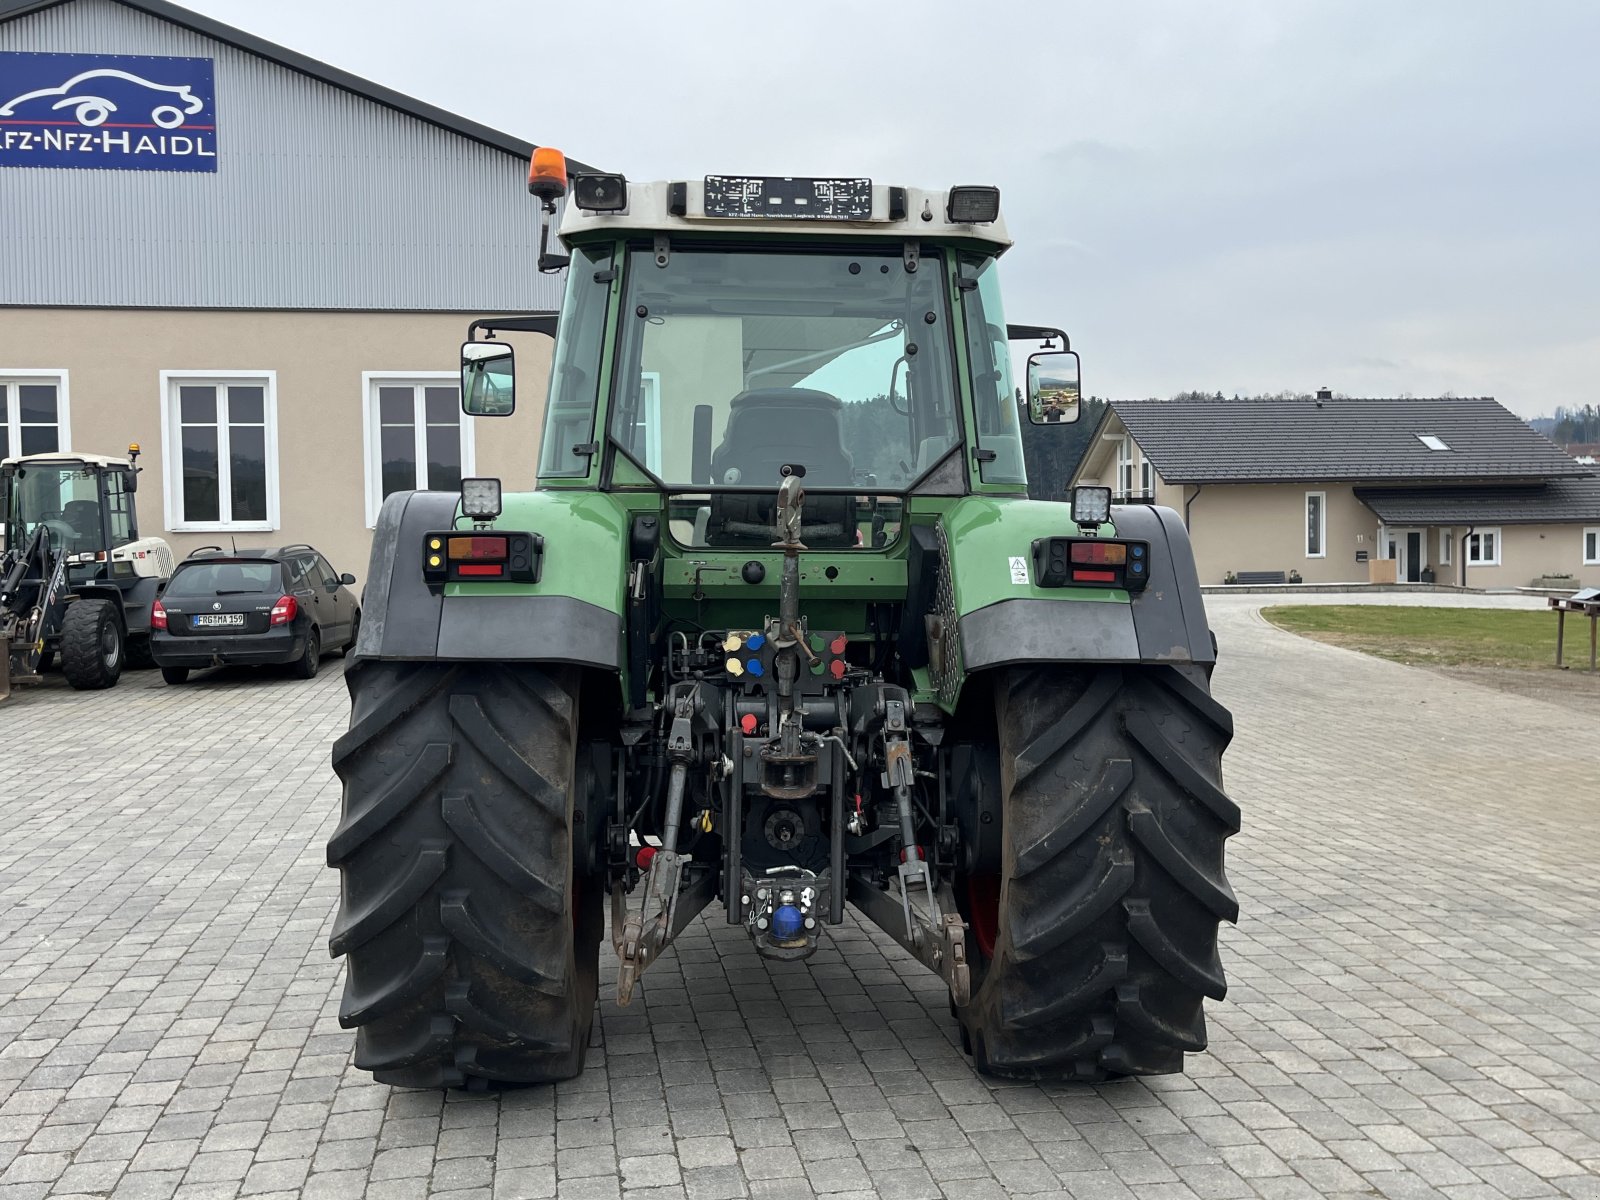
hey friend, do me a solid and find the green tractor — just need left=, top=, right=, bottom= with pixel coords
left=328, top=155, right=1237, bottom=1088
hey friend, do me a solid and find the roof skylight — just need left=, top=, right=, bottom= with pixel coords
left=1416, top=434, right=1451, bottom=451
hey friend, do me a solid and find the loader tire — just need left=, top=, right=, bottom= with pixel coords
left=60, top=599, right=124, bottom=690
left=328, top=660, right=603, bottom=1089
left=957, top=664, right=1238, bottom=1081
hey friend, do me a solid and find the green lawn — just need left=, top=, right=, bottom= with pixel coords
left=1261, top=605, right=1567, bottom=669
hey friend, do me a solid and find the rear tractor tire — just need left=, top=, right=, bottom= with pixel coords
left=956, top=664, right=1239, bottom=1081
left=328, top=661, right=603, bottom=1088
left=60, top=598, right=125, bottom=690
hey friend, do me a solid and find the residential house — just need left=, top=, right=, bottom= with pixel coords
left=1069, top=394, right=1600, bottom=589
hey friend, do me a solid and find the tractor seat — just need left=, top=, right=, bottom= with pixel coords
left=705, top=388, right=857, bottom=548
left=708, top=388, right=854, bottom=488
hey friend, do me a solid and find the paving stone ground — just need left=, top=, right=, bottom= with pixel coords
left=2, top=594, right=1599, bottom=1200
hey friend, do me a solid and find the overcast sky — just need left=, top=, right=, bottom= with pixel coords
left=191, top=0, right=1600, bottom=418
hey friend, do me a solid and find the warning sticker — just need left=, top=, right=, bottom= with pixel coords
left=1009, top=556, right=1030, bottom=585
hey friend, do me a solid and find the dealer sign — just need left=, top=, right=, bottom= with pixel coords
left=0, top=51, right=217, bottom=171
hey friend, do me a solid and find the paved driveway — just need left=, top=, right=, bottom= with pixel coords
left=2, top=598, right=1598, bottom=1200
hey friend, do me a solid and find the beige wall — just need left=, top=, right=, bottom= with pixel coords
left=1, top=307, right=553, bottom=580
left=1451, top=524, right=1600, bottom=590
left=1181, top=482, right=1380, bottom=584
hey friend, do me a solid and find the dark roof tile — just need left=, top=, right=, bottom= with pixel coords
left=1354, top=478, right=1600, bottom=525
left=1110, top=396, right=1590, bottom=484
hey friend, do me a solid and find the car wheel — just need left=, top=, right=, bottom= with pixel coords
left=162, top=666, right=190, bottom=685
left=293, top=629, right=322, bottom=680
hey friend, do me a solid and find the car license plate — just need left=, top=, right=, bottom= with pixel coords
left=192, top=613, right=245, bottom=628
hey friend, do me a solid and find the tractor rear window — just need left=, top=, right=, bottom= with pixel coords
left=607, top=246, right=960, bottom=493
left=164, top=561, right=281, bottom=597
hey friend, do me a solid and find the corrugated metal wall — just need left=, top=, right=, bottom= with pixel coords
left=0, top=0, right=564, bottom=311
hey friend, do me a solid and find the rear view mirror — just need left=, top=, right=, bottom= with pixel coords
left=461, top=341, right=516, bottom=417
left=1026, top=350, right=1081, bottom=425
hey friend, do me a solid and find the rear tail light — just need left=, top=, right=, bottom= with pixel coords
left=269, top=595, right=298, bottom=625
left=1032, top=537, right=1151, bottom=592
left=151, top=599, right=167, bottom=631
left=422, top=531, right=543, bottom=586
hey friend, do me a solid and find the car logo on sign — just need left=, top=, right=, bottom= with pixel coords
left=212, top=601, right=222, bottom=611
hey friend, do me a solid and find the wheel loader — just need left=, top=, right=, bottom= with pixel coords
left=1, top=445, right=174, bottom=698
left=329, top=154, right=1238, bottom=1088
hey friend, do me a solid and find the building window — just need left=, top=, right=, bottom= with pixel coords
left=1416, top=434, right=1451, bottom=451
left=160, top=372, right=277, bottom=531
left=1439, top=529, right=1453, bottom=566
left=1116, top=437, right=1136, bottom=495
left=1585, top=527, right=1599, bottom=566
left=363, top=375, right=473, bottom=526
left=1466, top=528, right=1501, bottom=566
left=1140, top=459, right=1155, bottom=495
left=1305, top=491, right=1326, bottom=558
left=0, top=372, right=70, bottom=458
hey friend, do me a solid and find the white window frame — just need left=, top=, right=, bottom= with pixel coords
left=1140, top=458, right=1155, bottom=495
left=1465, top=527, right=1501, bottom=566
left=1584, top=527, right=1599, bottom=566
left=634, top=372, right=662, bottom=475
left=1116, top=436, right=1136, bottom=495
left=362, top=372, right=476, bottom=528
left=159, top=370, right=279, bottom=532
left=0, top=369, right=72, bottom=457
left=1438, top=528, right=1452, bottom=566
left=1305, top=491, right=1327, bottom=558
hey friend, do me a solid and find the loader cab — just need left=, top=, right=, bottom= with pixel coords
left=0, top=453, right=140, bottom=578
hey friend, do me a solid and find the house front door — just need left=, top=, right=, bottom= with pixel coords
left=1405, top=532, right=1423, bottom=582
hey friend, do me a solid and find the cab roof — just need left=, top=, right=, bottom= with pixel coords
left=560, top=181, right=1012, bottom=253
left=1, top=452, right=133, bottom=469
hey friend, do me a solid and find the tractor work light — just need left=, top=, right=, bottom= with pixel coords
left=527, top=146, right=568, bottom=200
left=460, top=477, right=502, bottom=521
left=1032, top=537, right=1151, bottom=593
left=946, top=185, right=1001, bottom=224
left=1070, top=485, right=1112, bottom=527
left=572, top=172, right=628, bottom=212
left=422, top=530, right=543, bottom=587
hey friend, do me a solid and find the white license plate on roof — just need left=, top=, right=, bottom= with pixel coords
left=192, top=613, right=245, bottom=628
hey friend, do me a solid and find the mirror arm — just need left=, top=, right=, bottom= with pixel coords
left=469, top=313, right=558, bottom=339
left=1007, top=324, right=1070, bottom=350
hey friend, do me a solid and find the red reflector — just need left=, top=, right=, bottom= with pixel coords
left=636, top=846, right=656, bottom=869
left=1070, top=541, right=1128, bottom=565
left=1072, top=569, right=1118, bottom=583
left=269, top=595, right=298, bottom=625
left=448, top=536, right=508, bottom=561
left=151, top=599, right=167, bottom=631
left=456, top=563, right=504, bottom=577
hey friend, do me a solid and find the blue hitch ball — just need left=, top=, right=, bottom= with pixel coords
left=772, top=904, right=804, bottom=941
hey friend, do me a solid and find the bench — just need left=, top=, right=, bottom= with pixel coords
left=1233, top=570, right=1287, bottom=585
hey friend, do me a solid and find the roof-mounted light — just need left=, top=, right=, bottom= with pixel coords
left=946, top=185, right=1001, bottom=224
left=572, top=172, right=628, bottom=213
left=527, top=146, right=568, bottom=201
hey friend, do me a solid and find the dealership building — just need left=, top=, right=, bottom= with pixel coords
left=1, top=0, right=585, bottom=575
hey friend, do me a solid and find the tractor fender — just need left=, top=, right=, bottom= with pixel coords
left=354, top=489, right=624, bottom=669
left=956, top=503, right=1215, bottom=670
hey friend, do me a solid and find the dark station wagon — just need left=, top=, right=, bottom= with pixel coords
left=149, top=544, right=360, bottom=683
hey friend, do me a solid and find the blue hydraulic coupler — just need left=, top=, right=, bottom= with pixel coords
left=772, top=904, right=804, bottom=941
